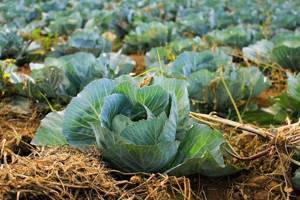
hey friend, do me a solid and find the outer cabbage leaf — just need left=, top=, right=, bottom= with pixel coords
left=271, top=9, right=299, bottom=30
left=166, top=123, right=237, bottom=177
left=277, top=74, right=300, bottom=111
left=152, top=76, right=190, bottom=130
left=2, top=63, right=70, bottom=102
left=271, top=35, right=300, bottom=71
left=176, top=7, right=212, bottom=36
left=28, top=66, right=69, bottom=99
left=240, top=101, right=288, bottom=125
left=244, top=72, right=300, bottom=124
left=213, top=66, right=269, bottom=110
left=63, top=79, right=117, bottom=147
left=187, top=69, right=216, bottom=101
left=84, top=7, right=136, bottom=38
left=242, top=40, right=274, bottom=63
left=31, top=111, right=67, bottom=146
left=292, top=168, right=300, bottom=190
left=271, top=73, right=300, bottom=120
left=243, top=35, right=300, bottom=71
left=199, top=66, right=269, bottom=112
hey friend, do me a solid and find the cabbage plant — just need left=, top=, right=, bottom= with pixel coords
left=0, top=31, right=25, bottom=59
left=47, top=11, right=83, bottom=35
left=243, top=35, right=300, bottom=71
left=271, top=35, right=300, bottom=71
left=205, top=25, right=262, bottom=48
left=145, top=37, right=206, bottom=66
left=2, top=52, right=135, bottom=102
left=60, top=30, right=112, bottom=56
left=124, top=21, right=176, bottom=53
left=267, top=73, right=300, bottom=121
left=32, top=76, right=237, bottom=176
left=168, top=50, right=270, bottom=113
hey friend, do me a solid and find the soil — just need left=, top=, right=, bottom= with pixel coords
left=255, top=68, right=288, bottom=107
left=130, top=54, right=146, bottom=75
left=0, top=102, right=41, bottom=157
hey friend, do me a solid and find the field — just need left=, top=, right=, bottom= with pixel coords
left=1, top=0, right=300, bottom=199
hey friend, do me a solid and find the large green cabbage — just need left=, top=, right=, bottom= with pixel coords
left=170, top=49, right=232, bottom=76
left=32, top=76, right=237, bottom=176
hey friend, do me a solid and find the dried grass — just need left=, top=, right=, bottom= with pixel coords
left=0, top=145, right=193, bottom=200
left=2, top=103, right=300, bottom=199
left=191, top=112, right=300, bottom=199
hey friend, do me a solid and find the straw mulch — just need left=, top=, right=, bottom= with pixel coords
left=1, top=102, right=300, bottom=199
left=191, top=112, right=300, bottom=200
left=0, top=145, right=192, bottom=200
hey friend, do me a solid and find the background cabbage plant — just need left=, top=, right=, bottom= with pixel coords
left=0, top=31, right=25, bottom=59
left=55, top=30, right=112, bottom=57
left=1, top=52, right=135, bottom=103
left=123, top=21, right=177, bottom=53
left=168, top=50, right=270, bottom=114
left=271, top=35, right=300, bottom=71
left=205, top=25, right=262, bottom=48
left=243, top=34, right=300, bottom=71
